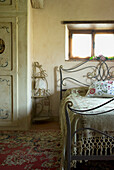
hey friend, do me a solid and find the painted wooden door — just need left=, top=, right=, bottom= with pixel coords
left=0, top=17, right=18, bottom=128
left=0, top=0, right=30, bottom=130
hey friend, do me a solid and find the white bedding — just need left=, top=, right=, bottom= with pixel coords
left=60, top=92, right=114, bottom=137
left=60, top=91, right=114, bottom=168
left=70, top=96, right=114, bottom=136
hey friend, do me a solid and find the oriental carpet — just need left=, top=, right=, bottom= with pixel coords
left=0, top=130, right=62, bottom=170
left=0, top=129, right=114, bottom=170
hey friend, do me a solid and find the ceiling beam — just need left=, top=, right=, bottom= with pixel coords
left=31, top=0, right=44, bottom=9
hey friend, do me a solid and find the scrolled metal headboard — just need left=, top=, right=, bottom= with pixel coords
left=60, top=57, right=114, bottom=100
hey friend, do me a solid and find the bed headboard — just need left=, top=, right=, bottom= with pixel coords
left=60, top=56, right=114, bottom=100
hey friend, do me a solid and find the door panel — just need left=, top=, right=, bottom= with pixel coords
left=0, top=76, right=12, bottom=120
left=0, top=0, right=16, bottom=11
left=0, top=0, right=11, bottom=5
left=0, top=17, right=18, bottom=128
left=0, top=22, right=11, bottom=70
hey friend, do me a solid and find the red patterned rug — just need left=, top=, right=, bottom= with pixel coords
left=0, top=130, right=62, bottom=170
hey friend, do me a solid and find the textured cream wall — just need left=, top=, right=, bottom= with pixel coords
left=32, top=0, right=114, bottom=117
left=27, top=0, right=33, bottom=127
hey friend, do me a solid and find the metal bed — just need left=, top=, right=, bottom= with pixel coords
left=59, top=57, right=114, bottom=169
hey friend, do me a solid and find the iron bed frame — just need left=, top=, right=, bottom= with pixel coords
left=59, top=58, right=114, bottom=170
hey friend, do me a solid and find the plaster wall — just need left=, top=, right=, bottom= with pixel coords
left=32, top=0, right=114, bottom=117
left=27, top=0, right=33, bottom=127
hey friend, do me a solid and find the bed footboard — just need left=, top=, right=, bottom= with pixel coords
left=65, top=101, right=114, bottom=170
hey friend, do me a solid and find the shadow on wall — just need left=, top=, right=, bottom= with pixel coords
left=49, top=66, right=61, bottom=118
left=30, top=65, right=61, bottom=121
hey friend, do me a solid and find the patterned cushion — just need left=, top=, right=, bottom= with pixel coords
left=86, top=81, right=114, bottom=97
left=62, top=87, right=88, bottom=99
left=71, top=87, right=88, bottom=96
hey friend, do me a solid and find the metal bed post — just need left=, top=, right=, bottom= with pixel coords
left=60, top=65, right=63, bottom=100
left=65, top=102, right=72, bottom=170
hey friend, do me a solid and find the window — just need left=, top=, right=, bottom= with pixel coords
left=69, top=30, right=114, bottom=60
left=64, top=21, right=114, bottom=60
left=70, top=31, right=92, bottom=59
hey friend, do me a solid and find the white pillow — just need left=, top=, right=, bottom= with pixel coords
left=86, top=81, right=114, bottom=97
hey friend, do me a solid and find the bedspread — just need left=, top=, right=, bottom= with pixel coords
left=60, top=93, right=114, bottom=136
left=60, top=92, right=114, bottom=166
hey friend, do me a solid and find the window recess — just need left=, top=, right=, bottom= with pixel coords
left=64, top=21, right=114, bottom=61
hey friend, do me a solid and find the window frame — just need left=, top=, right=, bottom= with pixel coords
left=69, top=29, right=114, bottom=60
